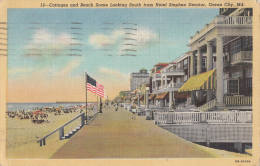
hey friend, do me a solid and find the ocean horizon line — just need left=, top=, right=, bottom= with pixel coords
left=7, top=101, right=97, bottom=104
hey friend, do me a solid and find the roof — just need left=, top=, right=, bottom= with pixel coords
left=155, top=63, right=169, bottom=73
left=154, top=63, right=169, bottom=67
left=178, top=69, right=216, bottom=92
left=155, top=92, right=169, bottom=100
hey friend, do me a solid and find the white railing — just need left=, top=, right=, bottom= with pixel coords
left=222, top=16, right=252, bottom=25
left=230, top=51, right=252, bottom=65
left=224, top=95, right=252, bottom=106
left=154, top=111, right=252, bottom=125
left=205, top=111, right=251, bottom=123
left=189, top=16, right=252, bottom=44
left=198, top=99, right=217, bottom=112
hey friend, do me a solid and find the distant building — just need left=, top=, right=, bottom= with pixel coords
left=130, top=69, right=149, bottom=91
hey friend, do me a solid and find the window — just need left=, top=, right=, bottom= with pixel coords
left=230, top=38, right=242, bottom=55
left=227, top=79, right=239, bottom=94
left=242, top=36, right=252, bottom=51
left=202, top=57, right=207, bottom=68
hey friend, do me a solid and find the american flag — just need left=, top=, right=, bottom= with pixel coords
left=86, top=73, right=105, bottom=97
left=96, top=82, right=104, bottom=97
left=86, top=74, right=96, bottom=94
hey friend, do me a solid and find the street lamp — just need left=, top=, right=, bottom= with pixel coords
left=146, top=87, right=150, bottom=108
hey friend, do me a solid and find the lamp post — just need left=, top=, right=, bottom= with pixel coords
left=146, top=87, right=150, bottom=109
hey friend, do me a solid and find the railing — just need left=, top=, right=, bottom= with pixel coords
left=230, top=51, right=252, bottom=65
left=224, top=95, right=252, bottom=106
left=222, top=16, right=252, bottom=25
left=37, top=113, right=85, bottom=146
left=154, top=111, right=252, bottom=125
left=189, top=16, right=252, bottom=44
left=198, top=99, right=216, bottom=112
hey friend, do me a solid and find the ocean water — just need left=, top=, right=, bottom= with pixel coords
left=7, top=102, right=95, bottom=111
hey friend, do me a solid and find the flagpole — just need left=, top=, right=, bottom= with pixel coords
left=100, top=97, right=102, bottom=113
left=85, top=72, right=88, bottom=124
left=96, top=95, right=98, bottom=113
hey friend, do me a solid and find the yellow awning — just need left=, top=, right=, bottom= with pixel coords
left=178, top=69, right=216, bottom=92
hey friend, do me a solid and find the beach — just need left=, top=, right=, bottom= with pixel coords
left=7, top=103, right=98, bottom=158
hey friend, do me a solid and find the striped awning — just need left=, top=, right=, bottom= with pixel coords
left=155, top=92, right=168, bottom=100
left=149, top=94, right=156, bottom=100
left=178, top=69, right=216, bottom=92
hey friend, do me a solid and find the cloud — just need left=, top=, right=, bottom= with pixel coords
left=135, top=27, right=158, bottom=47
left=88, top=30, right=124, bottom=49
left=25, top=28, right=78, bottom=57
left=98, top=67, right=129, bottom=80
left=89, top=27, right=158, bottom=56
left=58, top=59, right=81, bottom=76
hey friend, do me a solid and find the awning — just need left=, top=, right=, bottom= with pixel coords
left=155, top=92, right=169, bottom=100
left=174, top=92, right=189, bottom=99
left=178, top=69, right=216, bottom=92
left=149, top=94, right=156, bottom=100
left=140, top=95, right=144, bottom=100
left=132, top=97, right=138, bottom=101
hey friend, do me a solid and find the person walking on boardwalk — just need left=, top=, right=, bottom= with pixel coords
left=114, top=103, right=118, bottom=112
left=99, top=101, right=103, bottom=113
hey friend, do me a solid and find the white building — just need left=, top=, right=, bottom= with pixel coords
left=130, top=69, right=149, bottom=91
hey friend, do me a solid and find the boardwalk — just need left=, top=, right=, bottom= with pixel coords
left=52, top=106, right=246, bottom=158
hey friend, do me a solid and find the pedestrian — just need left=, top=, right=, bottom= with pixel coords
left=115, top=103, right=118, bottom=112
left=100, top=102, right=103, bottom=113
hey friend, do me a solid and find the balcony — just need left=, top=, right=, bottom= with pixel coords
left=230, top=51, right=252, bottom=65
left=189, top=16, right=252, bottom=44
left=153, top=82, right=183, bottom=94
left=162, top=70, right=185, bottom=76
left=224, top=95, right=252, bottom=106
left=151, top=73, right=162, bottom=81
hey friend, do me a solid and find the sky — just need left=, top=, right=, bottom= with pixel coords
left=7, top=8, right=218, bottom=103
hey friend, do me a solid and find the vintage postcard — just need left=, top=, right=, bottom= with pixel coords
left=0, top=0, right=259, bottom=166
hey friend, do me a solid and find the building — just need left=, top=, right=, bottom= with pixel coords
left=146, top=8, right=252, bottom=111
left=130, top=69, right=149, bottom=91
left=149, top=62, right=187, bottom=108
left=179, top=8, right=252, bottom=110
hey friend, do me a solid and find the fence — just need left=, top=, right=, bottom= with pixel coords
left=37, top=113, right=85, bottom=146
left=154, top=111, right=252, bottom=125
left=223, top=16, right=252, bottom=25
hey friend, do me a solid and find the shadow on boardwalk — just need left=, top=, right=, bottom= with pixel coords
left=51, top=107, right=247, bottom=158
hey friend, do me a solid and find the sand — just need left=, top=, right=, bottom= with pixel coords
left=7, top=109, right=97, bottom=158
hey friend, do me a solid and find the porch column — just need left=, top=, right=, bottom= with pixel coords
left=146, top=87, right=149, bottom=108
left=191, top=91, right=196, bottom=105
left=207, top=41, right=214, bottom=101
left=216, top=35, right=224, bottom=106
left=197, top=48, right=202, bottom=74
left=165, top=76, right=167, bottom=88
left=207, top=41, right=214, bottom=71
left=169, top=91, right=172, bottom=109
left=138, top=94, right=140, bottom=107
left=190, top=52, right=195, bottom=76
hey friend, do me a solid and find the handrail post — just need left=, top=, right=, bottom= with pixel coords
left=43, top=138, right=46, bottom=146
left=59, top=127, right=64, bottom=140
left=40, top=140, right=42, bottom=147
left=81, top=113, right=85, bottom=126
